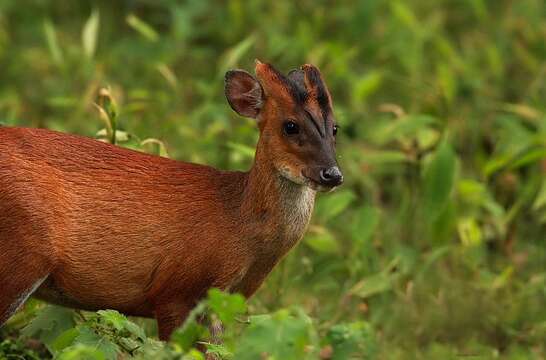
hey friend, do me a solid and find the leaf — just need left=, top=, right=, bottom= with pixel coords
left=532, top=179, right=546, bottom=210
left=422, top=137, right=457, bottom=222
left=326, top=322, right=377, bottom=360
left=43, top=20, right=63, bottom=65
left=437, top=63, right=456, bottom=104
left=207, top=288, right=247, bottom=326
left=359, top=149, right=410, bottom=165
left=126, top=14, right=159, bottom=42
left=457, top=217, right=482, bottom=246
left=226, top=142, right=255, bottom=159
left=305, top=226, right=340, bottom=254
left=96, top=310, right=127, bottom=331
left=82, top=10, right=100, bottom=58
left=51, top=328, right=80, bottom=353
left=349, top=273, right=392, bottom=299
left=74, top=326, right=119, bottom=360
left=390, top=0, right=419, bottom=31
left=349, top=258, right=399, bottom=299
left=373, top=114, right=438, bottom=145
left=314, top=190, right=356, bottom=222
left=170, top=302, right=207, bottom=348
left=234, top=308, right=318, bottom=360
left=95, top=310, right=146, bottom=341
left=352, top=71, right=383, bottom=103
left=204, top=343, right=233, bottom=359
left=218, top=35, right=256, bottom=74
left=351, top=205, right=379, bottom=249
left=22, top=306, right=76, bottom=354
left=509, top=148, right=546, bottom=169
left=57, top=343, right=106, bottom=360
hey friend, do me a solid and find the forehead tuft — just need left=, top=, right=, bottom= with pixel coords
left=286, top=69, right=308, bottom=103
left=301, top=64, right=331, bottom=111
left=285, top=65, right=332, bottom=115
left=255, top=62, right=333, bottom=117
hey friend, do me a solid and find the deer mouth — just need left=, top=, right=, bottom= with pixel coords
left=301, top=172, right=338, bottom=193
left=277, top=166, right=339, bottom=192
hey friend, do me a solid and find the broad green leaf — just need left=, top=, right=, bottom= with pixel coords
left=352, top=71, right=383, bottom=103
left=57, top=344, right=106, bottom=360
left=457, top=179, right=505, bottom=218
left=314, top=190, right=356, bottom=222
left=235, top=308, right=318, bottom=360
left=372, top=114, right=437, bottom=145
left=96, top=310, right=127, bottom=331
left=349, top=272, right=393, bottom=299
left=207, top=288, right=247, bottom=326
left=74, top=326, right=119, bottom=360
left=305, top=226, right=339, bottom=254
left=22, top=306, right=75, bottom=353
left=170, top=303, right=207, bottom=349
left=51, top=328, right=80, bottom=353
left=416, top=128, right=441, bottom=150
left=422, top=138, right=457, bottom=221
left=204, top=343, right=233, bottom=359
left=349, top=258, right=400, bottom=299
left=351, top=205, right=379, bottom=254
left=326, top=322, right=377, bottom=360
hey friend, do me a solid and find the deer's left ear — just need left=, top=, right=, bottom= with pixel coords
left=225, top=70, right=264, bottom=119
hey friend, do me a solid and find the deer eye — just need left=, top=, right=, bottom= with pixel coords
left=333, top=125, right=339, bottom=136
left=283, top=121, right=299, bottom=135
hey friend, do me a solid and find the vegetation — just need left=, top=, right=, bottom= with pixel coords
left=1, top=0, right=545, bottom=358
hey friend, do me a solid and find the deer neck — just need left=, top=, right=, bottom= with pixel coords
left=240, top=143, right=316, bottom=253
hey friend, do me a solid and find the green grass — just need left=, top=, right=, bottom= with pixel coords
left=0, top=0, right=545, bottom=358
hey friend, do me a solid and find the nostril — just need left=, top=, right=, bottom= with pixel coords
left=319, top=167, right=343, bottom=186
left=320, top=169, right=332, bottom=181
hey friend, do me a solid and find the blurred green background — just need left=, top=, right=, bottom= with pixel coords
left=1, top=0, right=545, bottom=359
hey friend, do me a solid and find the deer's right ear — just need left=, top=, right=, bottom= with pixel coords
left=225, top=70, right=264, bottom=119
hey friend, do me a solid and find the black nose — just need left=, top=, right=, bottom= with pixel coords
left=319, top=166, right=344, bottom=187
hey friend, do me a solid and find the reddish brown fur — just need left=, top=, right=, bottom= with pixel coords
left=0, top=62, right=340, bottom=340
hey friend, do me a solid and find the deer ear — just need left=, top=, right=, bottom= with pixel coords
left=225, top=70, right=264, bottom=119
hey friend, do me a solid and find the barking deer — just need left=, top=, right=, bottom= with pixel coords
left=0, top=61, right=342, bottom=340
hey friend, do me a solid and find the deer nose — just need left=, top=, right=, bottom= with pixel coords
left=319, top=166, right=343, bottom=187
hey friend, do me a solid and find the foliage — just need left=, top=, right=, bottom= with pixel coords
left=0, top=0, right=545, bottom=358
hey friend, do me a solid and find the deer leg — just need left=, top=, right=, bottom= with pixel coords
left=0, top=249, right=51, bottom=325
left=154, top=302, right=192, bottom=341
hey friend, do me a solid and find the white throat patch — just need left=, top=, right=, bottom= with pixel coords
left=278, top=179, right=316, bottom=239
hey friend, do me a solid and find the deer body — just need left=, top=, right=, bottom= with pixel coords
left=0, top=62, right=342, bottom=340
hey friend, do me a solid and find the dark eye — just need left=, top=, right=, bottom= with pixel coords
left=283, top=121, right=299, bottom=135
left=333, top=125, right=339, bottom=136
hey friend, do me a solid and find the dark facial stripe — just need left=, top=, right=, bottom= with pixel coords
left=304, top=109, right=324, bottom=138
left=302, top=66, right=332, bottom=134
